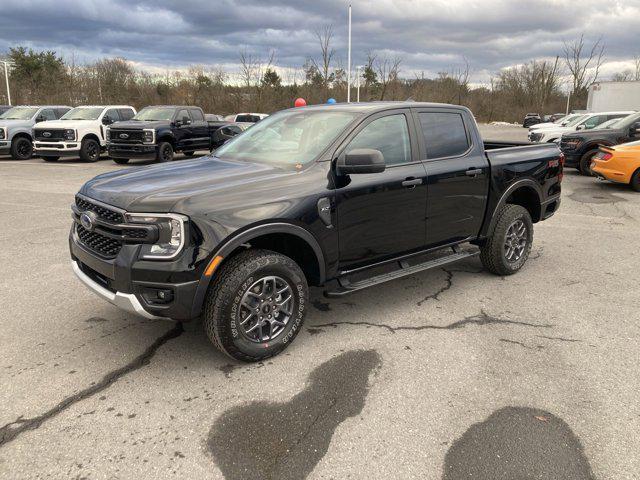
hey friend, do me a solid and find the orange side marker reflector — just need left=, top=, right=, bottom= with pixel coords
left=204, top=255, right=224, bottom=276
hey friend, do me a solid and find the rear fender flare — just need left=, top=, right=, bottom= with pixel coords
left=484, top=179, right=543, bottom=235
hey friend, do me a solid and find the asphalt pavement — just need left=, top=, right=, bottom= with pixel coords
left=0, top=127, right=638, bottom=479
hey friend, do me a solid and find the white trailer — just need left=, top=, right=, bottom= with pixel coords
left=587, top=81, right=640, bottom=112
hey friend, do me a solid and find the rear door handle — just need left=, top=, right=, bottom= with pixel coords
left=465, top=168, right=483, bottom=176
left=402, top=178, right=423, bottom=188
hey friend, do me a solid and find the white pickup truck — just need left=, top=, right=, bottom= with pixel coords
left=33, top=105, right=136, bottom=162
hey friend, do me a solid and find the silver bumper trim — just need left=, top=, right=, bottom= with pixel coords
left=71, top=261, right=167, bottom=320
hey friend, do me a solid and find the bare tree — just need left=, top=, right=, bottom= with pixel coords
left=311, top=25, right=335, bottom=91
left=375, top=55, right=402, bottom=100
left=563, top=34, right=605, bottom=94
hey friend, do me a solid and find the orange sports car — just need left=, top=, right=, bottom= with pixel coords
left=591, top=141, right=640, bottom=191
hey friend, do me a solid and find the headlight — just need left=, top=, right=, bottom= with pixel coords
left=125, top=213, right=187, bottom=260
left=63, top=129, right=76, bottom=140
left=143, top=129, right=155, bottom=144
left=0, top=127, right=5, bottom=140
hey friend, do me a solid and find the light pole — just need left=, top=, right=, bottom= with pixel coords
left=356, top=65, right=361, bottom=102
left=1, top=61, right=10, bottom=106
left=346, top=4, right=352, bottom=103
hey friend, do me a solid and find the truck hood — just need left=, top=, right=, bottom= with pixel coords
left=562, top=127, right=622, bottom=141
left=110, top=120, right=171, bottom=129
left=34, top=119, right=96, bottom=129
left=80, top=156, right=286, bottom=213
left=0, top=119, right=32, bottom=129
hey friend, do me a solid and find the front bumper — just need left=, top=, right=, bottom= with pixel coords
left=108, top=143, right=157, bottom=159
left=70, top=224, right=206, bottom=321
left=34, top=141, right=80, bottom=156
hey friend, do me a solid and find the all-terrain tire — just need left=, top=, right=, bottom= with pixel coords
left=631, top=169, right=640, bottom=192
left=480, top=204, right=533, bottom=276
left=113, top=158, right=130, bottom=164
left=80, top=138, right=100, bottom=162
left=579, top=149, right=598, bottom=176
left=10, top=137, right=33, bottom=160
left=203, top=249, right=308, bottom=362
left=156, top=142, right=174, bottom=162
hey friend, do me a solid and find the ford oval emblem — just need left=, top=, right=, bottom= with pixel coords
left=119, top=133, right=129, bottom=139
left=80, top=211, right=97, bottom=231
left=43, top=131, right=51, bottom=137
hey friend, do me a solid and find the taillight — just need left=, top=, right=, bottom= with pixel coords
left=599, top=152, right=613, bottom=161
left=558, top=152, right=564, bottom=183
left=559, top=152, right=565, bottom=166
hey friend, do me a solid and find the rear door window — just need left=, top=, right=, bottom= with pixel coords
left=104, top=109, right=121, bottom=121
left=418, top=112, right=470, bottom=159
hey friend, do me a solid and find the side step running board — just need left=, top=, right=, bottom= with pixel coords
left=324, top=247, right=479, bottom=297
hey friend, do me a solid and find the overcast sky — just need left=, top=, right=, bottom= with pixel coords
left=1, top=0, right=638, bottom=86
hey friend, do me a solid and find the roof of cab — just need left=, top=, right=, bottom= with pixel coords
left=285, top=101, right=471, bottom=114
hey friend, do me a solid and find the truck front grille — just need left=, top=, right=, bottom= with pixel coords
left=76, top=224, right=122, bottom=258
left=109, top=129, right=144, bottom=144
left=75, top=196, right=124, bottom=224
left=34, top=129, right=65, bottom=141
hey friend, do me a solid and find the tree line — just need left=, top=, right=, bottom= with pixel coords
left=0, top=32, right=628, bottom=123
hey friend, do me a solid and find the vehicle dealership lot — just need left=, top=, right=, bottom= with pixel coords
left=1, top=125, right=639, bottom=479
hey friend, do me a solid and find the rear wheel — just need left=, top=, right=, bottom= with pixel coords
left=631, top=169, right=640, bottom=192
left=480, top=204, right=533, bottom=276
left=80, top=138, right=100, bottom=162
left=156, top=142, right=174, bottom=162
left=112, top=158, right=129, bottom=164
left=10, top=137, right=33, bottom=160
left=203, top=249, right=308, bottom=362
left=579, top=149, right=598, bottom=176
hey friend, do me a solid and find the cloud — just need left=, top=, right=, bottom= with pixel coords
left=0, top=0, right=638, bottom=84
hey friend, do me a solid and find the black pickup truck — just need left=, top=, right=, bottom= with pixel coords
left=107, top=105, right=226, bottom=164
left=70, top=102, right=563, bottom=361
left=560, top=112, right=640, bottom=174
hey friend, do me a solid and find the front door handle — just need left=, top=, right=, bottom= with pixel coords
left=402, top=178, right=423, bottom=188
left=465, top=168, right=483, bottom=176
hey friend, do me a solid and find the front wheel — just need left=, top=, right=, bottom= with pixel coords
left=579, top=149, right=598, bottom=176
left=480, top=204, right=533, bottom=276
left=630, top=169, right=640, bottom=192
left=10, top=137, right=33, bottom=160
left=203, top=249, right=308, bottom=362
left=80, top=138, right=100, bottom=162
left=156, top=142, right=174, bottom=162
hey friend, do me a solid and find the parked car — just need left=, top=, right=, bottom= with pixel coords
left=548, top=113, right=566, bottom=123
left=591, top=141, right=640, bottom=191
left=107, top=105, right=229, bottom=164
left=224, top=113, right=268, bottom=123
left=205, top=114, right=224, bottom=121
left=0, top=105, right=71, bottom=159
left=69, top=102, right=563, bottom=361
left=523, top=113, right=542, bottom=128
left=34, top=105, right=136, bottom=162
left=530, top=113, right=585, bottom=131
left=560, top=111, right=640, bottom=174
left=528, top=111, right=633, bottom=143
left=211, top=122, right=252, bottom=150
left=0, top=105, right=12, bottom=115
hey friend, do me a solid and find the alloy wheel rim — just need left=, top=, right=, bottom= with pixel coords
left=162, top=145, right=172, bottom=160
left=88, top=143, right=98, bottom=159
left=503, top=219, right=528, bottom=262
left=17, top=140, right=31, bottom=157
left=238, top=276, right=294, bottom=343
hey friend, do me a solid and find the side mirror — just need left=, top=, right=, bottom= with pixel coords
left=102, top=115, right=112, bottom=125
left=35, top=115, right=45, bottom=123
left=182, top=116, right=191, bottom=126
left=338, top=148, right=385, bottom=175
left=630, top=122, right=640, bottom=136
left=576, top=125, right=585, bottom=130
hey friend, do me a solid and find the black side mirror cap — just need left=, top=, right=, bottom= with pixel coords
left=337, top=148, right=385, bottom=175
left=630, top=122, right=640, bottom=135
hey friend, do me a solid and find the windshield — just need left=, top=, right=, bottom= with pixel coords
left=565, top=114, right=588, bottom=127
left=133, top=107, right=175, bottom=121
left=214, top=109, right=360, bottom=168
left=596, top=118, right=619, bottom=129
left=605, top=112, right=640, bottom=130
left=60, top=107, right=104, bottom=120
left=557, top=114, right=578, bottom=124
left=0, top=107, right=39, bottom=120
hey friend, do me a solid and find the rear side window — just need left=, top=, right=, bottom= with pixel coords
left=177, top=109, right=191, bottom=122
left=40, top=109, right=56, bottom=121
left=104, top=109, right=121, bottom=121
left=346, top=114, right=411, bottom=166
left=236, top=114, right=260, bottom=123
left=119, top=108, right=135, bottom=120
left=190, top=109, right=204, bottom=121
left=418, top=112, right=470, bottom=159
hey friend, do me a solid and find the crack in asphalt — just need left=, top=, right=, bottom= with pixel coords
left=499, top=338, right=545, bottom=350
left=417, top=268, right=454, bottom=306
left=0, top=323, right=184, bottom=448
left=536, top=335, right=582, bottom=343
left=312, top=310, right=553, bottom=335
